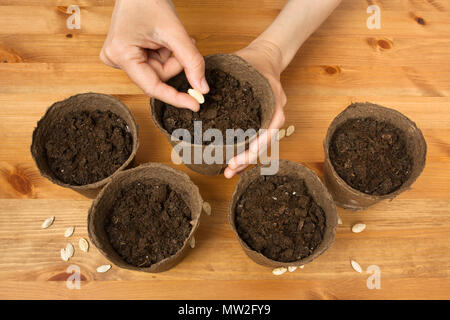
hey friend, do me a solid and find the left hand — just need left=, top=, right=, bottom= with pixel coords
left=224, top=40, right=287, bottom=178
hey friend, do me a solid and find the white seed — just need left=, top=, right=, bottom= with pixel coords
left=79, top=238, right=89, bottom=253
left=60, top=248, right=68, bottom=262
left=190, top=236, right=196, bottom=248
left=299, top=265, right=305, bottom=269
left=286, top=125, right=295, bottom=137
left=350, top=260, right=362, bottom=273
left=272, top=267, right=287, bottom=276
left=65, top=243, right=74, bottom=259
left=338, top=216, right=343, bottom=225
left=352, top=223, right=366, bottom=233
left=64, top=226, right=75, bottom=238
left=96, top=264, right=111, bottom=273
left=187, top=88, right=204, bottom=104
left=277, top=129, right=286, bottom=141
left=203, top=201, right=211, bottom=216
left=288, top=266, right=297, bottom=272
left=41, top=216, right=55, bottom=229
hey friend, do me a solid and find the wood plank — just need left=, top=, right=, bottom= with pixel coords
left=0, top=63, right=449, bottom=96
left=2, top=34, right=450, bottom=68
left=0, top=6, right=448, bottom=38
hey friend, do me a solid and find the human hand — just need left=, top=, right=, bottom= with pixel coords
left=100, top=0, right=209, bottom=111
left=224, top=40, right=287, bottom=179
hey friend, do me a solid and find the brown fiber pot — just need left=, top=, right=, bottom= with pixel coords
left=150, top=53, right=275, bottom=175
left=323, top=102, right=427, bottom=211
left=31, top=93, right=139, bottom=198
left=88, top=162, right=203, bottom=273
left=229, top=160, right=338, bottom=268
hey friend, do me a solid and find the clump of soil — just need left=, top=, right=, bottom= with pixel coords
left=329, top=117, right=413, bottom=195
left=104, top=179, right=192, bottom=267
left=162, top=68, right=261, bottom=143
left=234, top=175, right=326, bottom=262
left=44, top=110, right=133, bottom=185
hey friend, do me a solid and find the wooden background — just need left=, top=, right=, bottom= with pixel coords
left=0, top=0, right=450, bottom=300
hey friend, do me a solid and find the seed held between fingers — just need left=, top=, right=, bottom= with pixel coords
left=187, top=88, right=205, bottom=104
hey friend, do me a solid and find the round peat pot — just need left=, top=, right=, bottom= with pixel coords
left=150, top=53, right=275, bottom=175
left=229, top=160, right=338, bottom=268
left=31, top=93, right=139, bottom=198
left=88, top=163, right=203, bottom=273
left=323, top=102, right=427, bottom=210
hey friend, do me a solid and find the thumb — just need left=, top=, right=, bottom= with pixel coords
left=166, top=28, right=209, bottom=94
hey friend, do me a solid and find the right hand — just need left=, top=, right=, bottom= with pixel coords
left=100, top=0, right=209, bottom=111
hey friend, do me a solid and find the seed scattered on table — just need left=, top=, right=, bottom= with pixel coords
left=288, top=266, right=297, bottom=272
left=65, top=243, right=74, bottom=259
left=97, top=264, right=111, bottom=273
left=188, top=88, right=205, bottom=104
left=190, top=236, right=196, bottom=248
left=272, top=267, right=287, bottom=276
left=299, top=265, right=304, bottom=269
left=350, top=260, right=362, bottom=273
left=41, top=216, right=55, bottom=229
left=286, top=125, right=295, bottom=137
left=203, top=201, right=211, bottom=216
left=79, top=238, right=89, bottom=252
left=351, top=223, right=366, bottom=233
left=338, top=216, right=343, bottom=225
left=64, top=226, right=75, bottom=238
left=60, top=248, right=69, bottom=262
left=277, top=129, right=286, bottom=141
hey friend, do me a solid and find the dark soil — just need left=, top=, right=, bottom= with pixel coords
left=162, top=68, right=261, bottom=143
left=235, top=175, right=326, bottom=262
left=329, top=117, right=413, bottom=195
left=104, top=179, right=192, bottom=267
left=44, top=110, right=133, bottom=185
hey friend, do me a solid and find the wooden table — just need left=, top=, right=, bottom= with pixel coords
left=1, top=0, right=449, bottom=300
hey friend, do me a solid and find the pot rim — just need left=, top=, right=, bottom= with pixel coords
left=31, top=92, right=139, bottom=190
left=229, top=159, right=338, bottom=268
left=323, top=102, right=427, bottom=201
left=87, top=162, right=203, bottom=272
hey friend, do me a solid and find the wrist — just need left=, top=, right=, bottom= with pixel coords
left=247, top=38, right=284, bottom=74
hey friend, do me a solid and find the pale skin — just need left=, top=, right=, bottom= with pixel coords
left=101, top=0, right=342, bottom=178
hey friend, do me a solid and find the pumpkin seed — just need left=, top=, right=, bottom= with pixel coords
left=203, top=201, right=211, bottom=216
left=41, top=216, right=55, bottom=229
left=188, top=88, right=204, bottom=104
left=96, top=264, right=111, bottom=273
left=352, top=223, right=366, bottom=233
left=190, top=236, right=195, bottom=248
left=288, top=266, right=297, bottom=272
left=277, top=129, right=286, bottom=141
left=65, top=243, right=74, bottom=259
left=79, top=238, right=89, bottom=252
left=351, top=260, right=362, bottom=273
left=64, top=226, right=75, bottom=238
left=272, top=267, right=287, bottom=275
left=286, top=125, right=295, bottom=137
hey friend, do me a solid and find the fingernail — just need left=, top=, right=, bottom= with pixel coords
left=200, top=77, right=209, bottom=93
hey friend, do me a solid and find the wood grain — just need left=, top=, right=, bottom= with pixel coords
left=0, top=0, right=450, bottom=300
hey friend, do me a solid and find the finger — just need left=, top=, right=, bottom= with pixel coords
left=148, top=47, right=172, bottom=64
left=148, top=56, right=184, bottom=82
left=165, top=27, right=209, bottom=94
left=122, top=60, right=200, bottom=111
